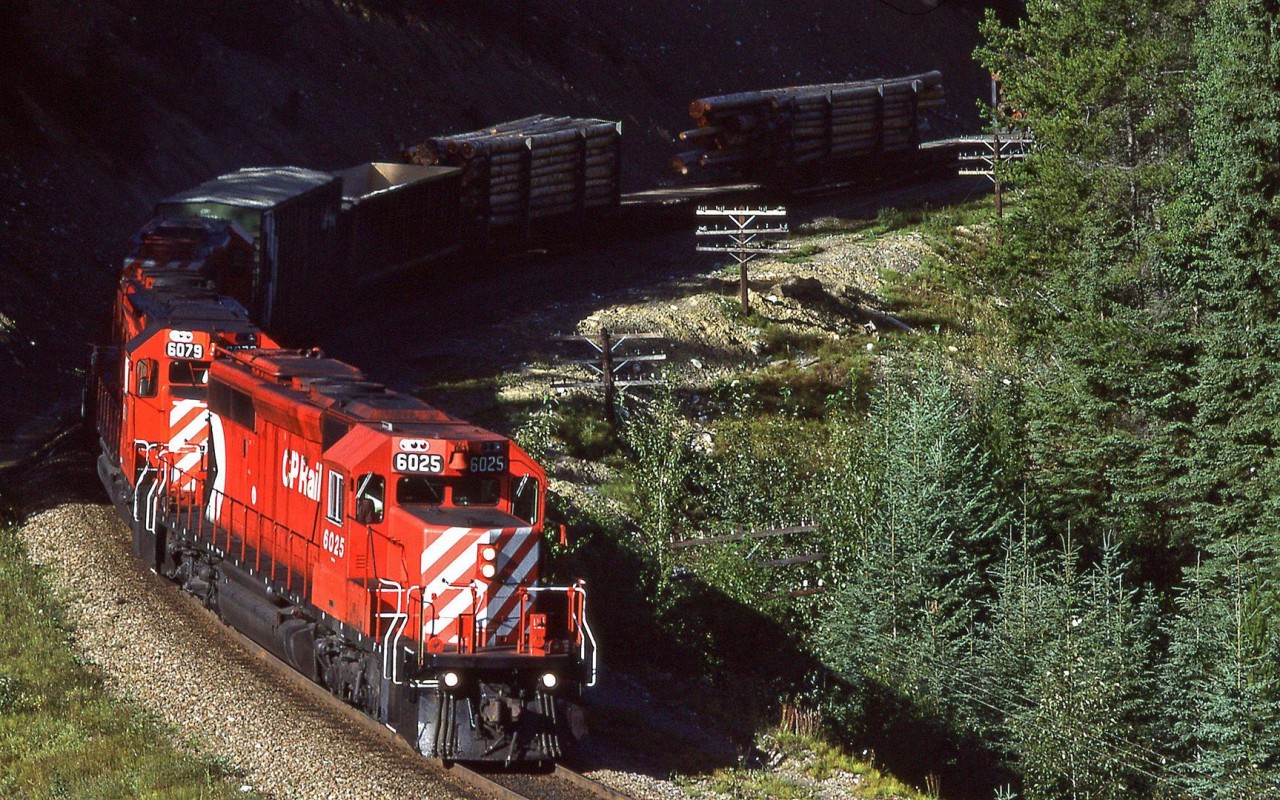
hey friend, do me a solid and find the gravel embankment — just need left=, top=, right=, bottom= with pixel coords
left=16, top=503, right=475, bottom=800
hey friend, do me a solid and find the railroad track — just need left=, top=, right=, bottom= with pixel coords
left=175, top=589, right=633, bottom=800
left=447, top=763, right=634, bottom=800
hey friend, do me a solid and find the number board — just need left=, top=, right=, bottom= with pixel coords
left=393, top=452, right=443, bottom=474
left=469, top=455, right=506, bottom=473
left=165, top=341, right=205, bottom=360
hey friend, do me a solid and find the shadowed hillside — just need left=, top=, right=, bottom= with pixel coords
left=0, top=0, right=995, bottom=468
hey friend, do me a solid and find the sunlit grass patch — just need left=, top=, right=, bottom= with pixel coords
left=0, top=525, right=258, bottom=800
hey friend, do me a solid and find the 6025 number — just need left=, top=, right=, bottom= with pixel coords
left=393, top=452, right=443, bottom=473
left=323, top=530, right=345, bottom=558
left=469, top=455, right=506, bottom=473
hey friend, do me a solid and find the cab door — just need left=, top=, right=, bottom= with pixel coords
left=311, top=465, right=350, bottom=618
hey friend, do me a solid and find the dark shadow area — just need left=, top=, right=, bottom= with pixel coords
left=0, top=416, right=104, bottom=524
left=548, top=484, right=1015, bottom=798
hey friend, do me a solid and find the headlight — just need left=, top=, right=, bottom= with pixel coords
left=541, top=672, right=558, bottom=689
left=480, top=563, right=497, bottom=579
left=443, top=671, right=460, bottom=688
left=481, top=545, right=497, bottom=561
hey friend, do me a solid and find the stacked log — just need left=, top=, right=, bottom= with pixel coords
left=403, top=115, right=622, bottom=238
left=672, top=71, right=944, bottom=181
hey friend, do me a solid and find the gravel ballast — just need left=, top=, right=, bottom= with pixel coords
left=16, top=503, right=473, bottom=800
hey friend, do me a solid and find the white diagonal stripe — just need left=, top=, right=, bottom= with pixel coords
left=174, top=449, right=202, bottom=472
left=420, top=527, right=469, bottom=576
left=487, top=586, right=520, bottom=634
left=429, top=545, right=480, bottom=591
left=486, top=535, right=540, bottom=632
left=432, top=586, right=483, bottom=634
left=170, top=399, right=203, bottom=427
left=170, top=411, right=208, bottom=451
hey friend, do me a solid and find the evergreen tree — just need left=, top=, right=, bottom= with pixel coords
left=1179, top=0, right=1280, bottom=541
left=992, top=540, right=1164, bottom=800
left=977, top=0, right=1202, bottom=560
left=818, top=366, right=1013, bottom=729
left=1162, top=534, right=1280, bottom=797
left=977, top=0, right=1196, bottom=305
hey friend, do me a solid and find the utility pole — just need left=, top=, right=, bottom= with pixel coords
left=553, top=330, right=666, bottom=426
left=958, top=76, right=1031, bottom=246
left=695, top=206, right=789, bottom=315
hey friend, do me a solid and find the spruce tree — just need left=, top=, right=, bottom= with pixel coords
left=1162, top=534, right=1280, bottom=797
left=977, top=0, right=1202, bottom=559
left=1180, top=0, right=1280, bottom=541
left=817, top=366, right=1013, bottom=735
left=995, top=540, right=1163, bottom=800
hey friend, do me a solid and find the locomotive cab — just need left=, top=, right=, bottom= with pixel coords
left=320, top=424, right=592, bottom=761
left=92, top=284, right=265, bottom=538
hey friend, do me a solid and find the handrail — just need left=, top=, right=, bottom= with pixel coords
left=526, top=582, right=596, bottom=685
left=132, top=441, right=159, bottom=523
left=156, top=456, right=323, bottom=604
left=145, top=455, right=168, bottom=535
left=375, top=578, right=414, bottom=684
left=574, top=581, right=598, bottom=687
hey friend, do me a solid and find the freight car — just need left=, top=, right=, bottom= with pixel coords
left=152, top=166, right=344, bottom=342
left=89, top=216, right=595, bottom=765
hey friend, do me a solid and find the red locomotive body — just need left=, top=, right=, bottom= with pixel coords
left=92, top=214, right=593, bottom=765
left=92, top=273, right=267, bottom=555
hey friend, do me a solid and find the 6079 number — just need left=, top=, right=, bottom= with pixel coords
left=165, top=341, right=204, bottom=359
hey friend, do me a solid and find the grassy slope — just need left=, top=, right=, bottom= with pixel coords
left=0, top=525, right=258, bottom=800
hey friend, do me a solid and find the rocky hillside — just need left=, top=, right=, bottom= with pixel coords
left=0, top=0, right=999, bottom=476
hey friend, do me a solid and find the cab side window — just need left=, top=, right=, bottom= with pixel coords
left=326, top=471, right=345, bottom=524
left=355, top=473, right=385, bottom=524
left=513, top=475, right=539, bottom=524
left=134, top=358, right=158, bottom=397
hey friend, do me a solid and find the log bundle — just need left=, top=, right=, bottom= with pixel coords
left=403, top=115, right=622, bottom=240
left=671, top=71, right=945, bottom=182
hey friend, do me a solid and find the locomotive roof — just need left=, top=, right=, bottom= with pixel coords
left=126, top=287, right=257, bottom=332
left=217, top=348, right=472, bottom=430
left=160, top=167, right=338, bottom=210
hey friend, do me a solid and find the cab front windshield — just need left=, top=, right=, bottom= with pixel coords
left=396, top=475, right=499, bottom=507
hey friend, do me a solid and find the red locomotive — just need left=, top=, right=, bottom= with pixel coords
left=90, top=214, right=594, bottom=764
